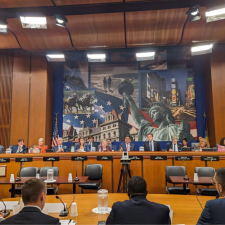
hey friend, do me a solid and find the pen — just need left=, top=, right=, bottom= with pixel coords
left=68, top=219, right=72, bottom=224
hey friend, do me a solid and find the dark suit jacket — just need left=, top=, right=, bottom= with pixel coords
left=167, top=143, right=182, bottom=151
left=197, top=198, right=225, bottom=224
left=69, top=143, right=79, bottom=152
left=106, top=195, right=171, bottom=225
left=11, top=145, right=28, bottom=154
left=144, top=141, right=161, bottom=151
left=120, top=142, right=137, bottom=151
left=53, top=145, right=68, bottom=152
left=88, top=142, right=98, bottom=151
left=0, top=206, right=60, bottom=224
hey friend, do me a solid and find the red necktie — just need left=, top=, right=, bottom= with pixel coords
left=127, top=144, right=129, bottom=151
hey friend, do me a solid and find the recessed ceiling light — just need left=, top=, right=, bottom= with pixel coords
left=191, top=44, right=213, bottom=56
left=87, top=54, right=106, bottom=62
left=206, top=8, right=225, bottom=22
left=20, top=17, right=47, bottom=29
left=0, top=19, right=7, bottom=34
left=136, top=52, right=155, bottom=61
left=46, top=54, right=65, bottom=62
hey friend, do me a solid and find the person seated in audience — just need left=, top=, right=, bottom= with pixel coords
left=0, top=144, right=4, bottom=154
left=0, top=178, right=60, bottom=224
left=217, top=137, right=225, bottom=151
left=98, top=140, right=112, bottom=152
left=107, top=139, right=117, bottom=151
left=167, top=135, right=182, bottom=152
left=106, top=176, right=170, bottom=225
left=69, top=137, right=79, bottom=152
left=182, top=138, right=188, bottom=147
left=34, top=138, right=48, bottom=153
left=11, top=139, right=28, bottom=154
left=196, top=138, right=208, bottom=151
left=53, top=137, right=67, bottom=153
left=197, top=167, right=225, bottom=224
left=87, top=135, right=98, bottom=151
left=119, top=135, right=137, bottom=151
left=144, top=133, right=161, bottom=151
left=75, top=138, right=90, bottom=152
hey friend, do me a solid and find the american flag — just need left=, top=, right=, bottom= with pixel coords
left=52, top=113, right=59, bottom=147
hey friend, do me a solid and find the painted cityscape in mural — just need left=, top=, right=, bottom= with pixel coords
left=62, top=49, right=197, bottom=142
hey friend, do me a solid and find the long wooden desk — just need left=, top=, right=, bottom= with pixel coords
left=4, top=193, right=215, bottom=225
left=0, top=152, right=224, bottom=198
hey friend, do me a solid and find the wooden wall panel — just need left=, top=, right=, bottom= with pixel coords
left=0, top=50, right=13, bottom=150
left=0, top=0, right=53, bottom=8
left=10, top=50, right=30, bottom=146
left=55, top=0, right=122, bottom=5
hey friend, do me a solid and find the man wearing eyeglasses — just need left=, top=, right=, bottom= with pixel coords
left=197, top=167, right=225, bottom=224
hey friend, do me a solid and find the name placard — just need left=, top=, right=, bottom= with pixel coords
left=130, top=156, right=143, bottom=160
left=71, top=156, right=87, bottom=161
left=97, top=156, right=113, bottom=161
left=201, top=156, right=219, bottom=161
left=175, top=156, right=193, bottom=161
left=151, top=156, right=167, bottom=160
left=0, top=158, right=10, bottom=163
left=43, top=157, right=60, bottom=162
left=15, top=158, right=33, bottom=162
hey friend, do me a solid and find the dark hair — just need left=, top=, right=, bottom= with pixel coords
left=22, top=178, right=46, bottom=204
left=18, top=139, right=24, bottom=142
left=182, top=138, right=187, bottom=142
left=125, top=135, right=131, bottom=139
left=128, top=176, right=147, bottom=195
left=107, top=139, right=111, bottom=141
left=88, top=136, right=93, bottom=139
left=147, top=133, right=153, bottom=137
left=216, top=168, right=225, bottom=189
left=198, top=136, right=203, bottom=141
left=79, top=138, right=86, bottom=146
left=220, top=137, right=225, bottom=146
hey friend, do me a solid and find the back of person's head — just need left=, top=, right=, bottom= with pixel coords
left=220, top=137, right=225, bottom=146
left=215, top=167, right=225, bottom=196
left=22, top=178, right=46, bottom=209
left=128, top=176, right=147, bottom=197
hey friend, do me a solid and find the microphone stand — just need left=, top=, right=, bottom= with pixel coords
left=15, top=162, right=24, bottom=182
left=0, top=198, right=10, bottom=218
left=183, top=160, right=189, bottom=180
left=74, top=161, right=79, bottom=181
left=55, top=196, right=68, bottom=216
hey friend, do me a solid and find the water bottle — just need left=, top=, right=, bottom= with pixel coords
left=47, top=169, right=54, bottom=181
left=97, top=189, right=108, bottom=212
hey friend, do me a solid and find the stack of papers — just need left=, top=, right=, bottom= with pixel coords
left=60, top=220, right=76, bottom=225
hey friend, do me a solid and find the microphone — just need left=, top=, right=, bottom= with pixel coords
left=183, top=160, right=189, bottom=180
left=0, top=198, right=10, bottom=218
left=210, top=158, right=214, bottom=169
left=55, top=196, right=68, bottom=216
left=74, top=161, right=79, bottom=181
left=40, top=163, right=48, bottom=181
left=15, top=162, right=25, bottom=182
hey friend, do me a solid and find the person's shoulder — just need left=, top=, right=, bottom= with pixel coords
left=40, top=212, right=60, bottom=223
left=206, top=198, right=225, bottom=206
left=148, top=201, right=170, bottom=212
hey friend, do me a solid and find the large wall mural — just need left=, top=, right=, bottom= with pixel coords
left=62, top=48, right=197, bottom=142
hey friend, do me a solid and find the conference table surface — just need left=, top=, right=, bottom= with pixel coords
left=4, top=193, right=214, bottom=225
left=170, top=176, right=213, bottom=185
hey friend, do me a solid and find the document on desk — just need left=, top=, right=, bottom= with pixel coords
left=60, top=220, right=76, bottom=225
left=166, top=205, right=173, bottom=223
left=44, top=203, right=67, bottom=213
left=0, top=201, right=19, bottom=210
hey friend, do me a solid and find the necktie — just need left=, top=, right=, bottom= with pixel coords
left=150, top=142, right=152, bottom=151
left=127, top=144, right=129, bottom=151
left=173, top=144, right=175, bottom=152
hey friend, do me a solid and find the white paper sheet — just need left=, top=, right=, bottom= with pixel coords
left=60, top=220, right=76, bottom=225
left=0, top=201, right=19, bottom=210
left=165, top=205, right=173, bottom=223
left=44, top=203, right=67, bottom=213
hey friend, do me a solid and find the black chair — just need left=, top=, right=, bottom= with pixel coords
left=165, top=166, right=190, bottom=194
left=195, top=167, right=218, bottom=196
left=40, top=167, right=59, bottom=195
left=9, top=167, right=39, bottom=195
left=79, top=164, right=103, bottom=193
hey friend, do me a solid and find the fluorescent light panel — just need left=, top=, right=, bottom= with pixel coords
left=136, top=52, right=155, bottom=61
left=87, top=54, right=106, bottom=62
left=206, top=8, right=225, bottom=22
left=0, top=24, right=7, bottom=33
left=20, top=17, right=47, bottom=29
left=46, top=54, right=65, bottom=62
left=191, top=44, right=213, bottom=56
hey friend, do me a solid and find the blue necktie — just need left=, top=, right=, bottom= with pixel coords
left=150, top=142, right=152, bottom=151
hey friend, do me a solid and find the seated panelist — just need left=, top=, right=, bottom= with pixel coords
left=0, top=145, right=4, bottom=154
left=34, top=138, right=48, bottom=153
left=69, top=137, right=79, bottom=152
left=75, top=138, right=90, bottom=152
left=218, top=137, right=225, bottom=151
left=120, top=136, right=137, bottom=151
left=97, top=140, right=112, bottom=152
left=167, top=135, right=182, bottom=152
left=11, top=139, right=28, bottom=154
left=53, top=137, right=67, bottom=153
left=182, top=138, right=188, bottom=147
left=196, top=138, right=208, bottom=151
left=107, top=139, right=117, bottom=151
left=144, top=133, right=161, bottom=151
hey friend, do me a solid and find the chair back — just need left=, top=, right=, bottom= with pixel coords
left=40, top=167, right=59, bottom=177
left=191, top=142, right=197, bottom=149
left=166, top=166, right=186, bottom=183
left=19, top=167, right=39, bottom=177
left=166, top=143, right=170, bottom=150
left=195, top=167, right=215, bottom=177
left=85, top=164, right=102, bottom=180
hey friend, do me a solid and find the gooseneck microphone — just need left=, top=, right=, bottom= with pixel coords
left=55, top=196, right=68, bottom=216
left=74, top=161, right=79, bottom=181
left=0, top=198, right=10, bottom=218
left=40, top=163, right=48, bottom=181
left=15, top=162, right=25, bottom=182
left=183, top=160, right=189, bottom=180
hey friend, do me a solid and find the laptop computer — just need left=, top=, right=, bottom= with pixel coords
left=46, top=149, right=53, bottom=153
left=181, top=147, right=191, bottom=151
left=202, top=148, right=215, bottom=152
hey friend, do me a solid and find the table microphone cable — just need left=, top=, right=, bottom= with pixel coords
left=196, top=194, right=203, bottom=210
left=67, top=194, right=75, bottom=210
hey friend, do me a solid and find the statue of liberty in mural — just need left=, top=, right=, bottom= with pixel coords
left=118, top=78, right=196, bottom=141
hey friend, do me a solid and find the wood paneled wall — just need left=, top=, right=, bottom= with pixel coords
left=204, top=44, right=225, bottom=146
left=0, top=50, right=13, bottom=150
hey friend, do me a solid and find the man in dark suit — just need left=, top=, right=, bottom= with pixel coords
left=120, top=136, right=137, bottom=151
left=0, top=145, right=4, bottom=154
left=197, top=167, right=225, bottom=224
left=69, top=137, right=79, bottom=152
left=144, top=133, right=161, bottom=151
left=88, top=136, right=98, bottom=151
left=1, top=178, right=60, bottom=224
left=11, top=139, right=28, bottom=154
left=107, top=139, right=117, bottom=151
left=106, top=176, right=170, bottom=224
left=53, top=137, right=68, bottom=152
left=167, top=135, right=182, bottom=152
